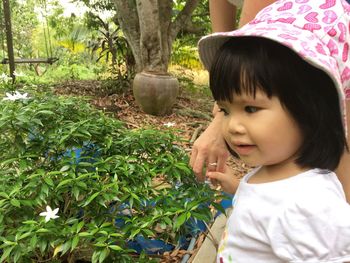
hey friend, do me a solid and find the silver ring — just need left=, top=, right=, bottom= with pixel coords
left=209, top=162, right=218, bottom=166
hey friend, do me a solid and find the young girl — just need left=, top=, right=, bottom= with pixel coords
left=198, top=0, right=350, bottom=262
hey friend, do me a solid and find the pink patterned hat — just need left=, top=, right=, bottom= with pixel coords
left=198, top=0, right=350, bottom=133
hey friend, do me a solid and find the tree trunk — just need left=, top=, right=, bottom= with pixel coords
left=113, top=0, right=142, bottom=72
left=113, top=0, right=199, bottom=73
left=112, top=0, right=200, bottom=115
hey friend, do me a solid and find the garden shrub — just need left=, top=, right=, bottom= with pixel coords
left=0, top=81, right=219, bottom=262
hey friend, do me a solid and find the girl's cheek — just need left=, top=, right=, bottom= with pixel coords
left=221, top=121, right=229, bottom=138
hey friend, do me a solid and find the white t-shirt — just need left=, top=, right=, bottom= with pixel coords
left=217, top=168, right=350, bottom=263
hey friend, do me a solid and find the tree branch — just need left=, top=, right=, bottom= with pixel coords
left=170, top=0, right=200, bottom=42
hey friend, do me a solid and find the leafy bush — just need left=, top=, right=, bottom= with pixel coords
left=0, top=82, right=219, bottom=262
left=171, top=37, right=203, bottom=70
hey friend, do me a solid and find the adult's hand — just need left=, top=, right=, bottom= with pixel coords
left=190, top=112, right=230, bottom=181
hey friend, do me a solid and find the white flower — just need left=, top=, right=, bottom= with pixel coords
left=13, top=71, right=25, bottom=77
left=163, top=122, right=175, bottom=127
left=0, top=73, right=11, bottom=83
left=3, top=91, right=29, bottom=101
left=39, top=206, right=59, bottom=222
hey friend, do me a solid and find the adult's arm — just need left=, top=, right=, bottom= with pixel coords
left=239, top=0, right=276, bottom=27
left=209, top=0, right=237, bottom=32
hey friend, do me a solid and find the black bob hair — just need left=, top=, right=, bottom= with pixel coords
left=210, top=36, right=348, bottom=171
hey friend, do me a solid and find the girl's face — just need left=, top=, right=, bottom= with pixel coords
left=217, top=90, right=303, bottom=171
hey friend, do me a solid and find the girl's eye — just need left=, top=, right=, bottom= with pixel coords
left=245, top=106, right=259, bottom=113
left=218, top=108, right=228, bottom=116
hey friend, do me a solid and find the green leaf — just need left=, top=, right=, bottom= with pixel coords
left=36, top=228, right=50, bottom=233
left=130, top=192, right=140, bottom=201
left=10, top=199, right=20, bottom=208
left=99, top=248, right=110, bottom=263
left=190, top=211, right=210, bottom=221
left=59, top=165, right=71, bottom=172
left=61, top=240, right=71, bottom=255
left=35, top=110, right=55, bottom=115
left=98, top=230, right=108, bottom=236
left=1, top=240, right=16, bottom=247
left=38, top=239, right=47, bottom=253
left=0, top=192, right=9, bottom=199
left=31, top=118, right=43, bottom=126
left=141, top=228, right=154, bottom=237
left=108, top=245, right=122, bottom=251
left=43, top=177, right=54, bottom=187
left=78, top=232, right=91, bottom=237
left=41, top=184, right=49, bottom=196
left=174, top=213, right=188, bottom=230
left=72, top=187, right=80, bottom=201
left=163, top=216, right=172, bottom=225
left=82, top=192, right=100, bottom=207
left=18, top=232, right=31, bottom=241
left=0, top=246, right=14, bottom=263
left=100, top=222, right=112, bottom=228
left=130, top=228, right=140, bottom=239
left=13, top=249, right=21, bottom=263
left=211, top=202, right=226, bottom=216
left=92, top=251, right=99, bottom=263
left=1, top=158, right=18, bottom=166
left=56, top=179, right=73, bottom=189
left=77, top=221, right=84, bottom=233
left=71, top=236, right=79, bottom=251
left=98, top=199, right=107, bottom=208
left=29, top=235, right=37, bottom=248
left=94, top=243, right=107, bottom=247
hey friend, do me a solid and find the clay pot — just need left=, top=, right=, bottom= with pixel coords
left=133, top=71, right=179, bottom=116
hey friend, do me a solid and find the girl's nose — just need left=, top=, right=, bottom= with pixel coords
left=228, top=116, right=246, bottom=134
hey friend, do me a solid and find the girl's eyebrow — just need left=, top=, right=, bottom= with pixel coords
left=239, top=92, right=270, bottom=103
left=216, top=92, right=271, bottom=106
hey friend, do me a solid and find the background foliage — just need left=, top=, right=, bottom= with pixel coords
left=0, top=0, right=210, bottom=84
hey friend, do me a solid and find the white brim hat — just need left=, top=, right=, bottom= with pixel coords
left=198, top=0, right=350, bottom=134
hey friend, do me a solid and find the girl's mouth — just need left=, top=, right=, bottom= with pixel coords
left=234, top=144, right=256, bottom=155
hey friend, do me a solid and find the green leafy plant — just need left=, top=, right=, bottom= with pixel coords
left=85, top=12, right=135, bottom=81
left=0, top=81, right=220, bottom=262
left=171, top=37, right=202, bottom=70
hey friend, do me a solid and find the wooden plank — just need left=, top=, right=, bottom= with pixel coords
left=1, top=57, right=58, bottom=64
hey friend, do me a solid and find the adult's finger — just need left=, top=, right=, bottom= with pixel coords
left=216, top=152, right=229, bottom=173
left=189, top=147, right=197, bottom=168
left=207, top=156, right=219, bottom=173
left=191, top=152, right=206, bottom=181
